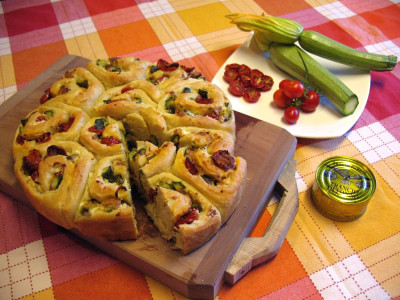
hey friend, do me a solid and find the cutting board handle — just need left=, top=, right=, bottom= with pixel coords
left=224, top=160, right=299, bottom=285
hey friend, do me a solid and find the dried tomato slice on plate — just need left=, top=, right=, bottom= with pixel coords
left=225, top=63, right=241, bottom=71
left=228, top=80, right=248, bottom=97
left=238, top=64, right=251, bottom=76
left=243, top=88, right=261, bottom=103
left=223, top=69, right=239, bottom=83
left=259, top=75, right=274, bottom=91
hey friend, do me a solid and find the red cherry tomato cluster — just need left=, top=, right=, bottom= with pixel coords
left=273, top=79, right=320, bottom=124
left=224, top=63, right=274, bottom=103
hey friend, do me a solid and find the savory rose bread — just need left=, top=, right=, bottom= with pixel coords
left=79, top=116, right=128, bottom=159
left=13, top=102, right=89, bottom=158
left=13, top=57, right=247, bottom=254
left=39, top=67, right=105, bottom=114
left=14, top=141, right=96, bottom=229
left=158, top=78, right=235, bottom=135
left=87, top=57, right=152, bottom=89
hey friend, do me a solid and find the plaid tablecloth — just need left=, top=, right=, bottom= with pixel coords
left=1, top=0, right=400, bottom=299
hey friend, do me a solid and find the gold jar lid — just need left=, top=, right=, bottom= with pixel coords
left=311, top=156, right=376, bottom=221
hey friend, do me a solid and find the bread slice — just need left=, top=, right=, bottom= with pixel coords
left=74, top=154, right=138, bottom=240
left=14, top=141, right=96, bottom=229
left=145, top=172, right=221, bottom=254
left=171, top=147, right=247, bottom=223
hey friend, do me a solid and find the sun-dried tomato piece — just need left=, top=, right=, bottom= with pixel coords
left=16, top=134, right=25, bottom=145
left=100, top=136, right=121, bottom=146
left=31, top=170, right=39, bottom=181
left=47, top=145, right=67, bottom=156
left=88, top=126, right=104, bottom=135
left=185, top=157, right=198, bottom=175
left=36, top=116, right=46, bottom=122
left=57, top=117, right=75, bottom=132
left=157, top=59, right=179, bottom=72
left=196, top=96, right=213, bottom=104
left=58, top=85, right=70, bottom=95
left=204, top=110, right=219, bottom=120
left=174, top=208, right=199, bottom=228
left=212, top=150, right=235, bottom=171
left=40, top=88, right=52, bottom=104
left=181, top=65, right=195, bottom=73
left=22, top=148, right=42, bottom=172
left=36, top=132, right=51, bottom=143
left=195, top=95, right=213, bottom=104
left=121, top=86, right=134, bottom=93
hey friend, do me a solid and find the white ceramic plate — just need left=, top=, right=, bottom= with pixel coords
left=212, top=36, right=371, bottom=139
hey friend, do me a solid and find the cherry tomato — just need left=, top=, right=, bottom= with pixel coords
left=228, top=80, right=248, bottom=96
left=301, top=90, right=320, bottom=112
left=284, top=106, right=299, bottom=124
left=279, top=79, right=291, bottom=90
left=273, top=89, right=292, bottom=108
left=283, top=80, right=304, bottom=99
left=243, top=88, right=261, bottom=103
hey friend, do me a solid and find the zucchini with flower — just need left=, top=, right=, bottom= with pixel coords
left=226, top=13, right=303, bottom=46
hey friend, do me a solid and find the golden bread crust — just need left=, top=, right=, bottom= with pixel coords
left=44, top=67, right=105, bottom=114
left=87, top=57, right=152, bottom=89
left=92, top=80, right=160, bottom=119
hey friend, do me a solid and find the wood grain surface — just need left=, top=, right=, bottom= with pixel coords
left=0, top=55, right=297, bottom=300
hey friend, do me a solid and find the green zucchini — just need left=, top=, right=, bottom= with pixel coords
left=269, top=42, right=358, bottom=115
left=299, top=30, right=397, bottom=71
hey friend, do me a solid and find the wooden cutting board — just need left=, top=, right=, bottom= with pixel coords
left=0, top=55, right=297, bottom=300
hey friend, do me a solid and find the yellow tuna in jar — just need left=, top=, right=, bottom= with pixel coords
left=311, top=156, right=376, bottom=221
